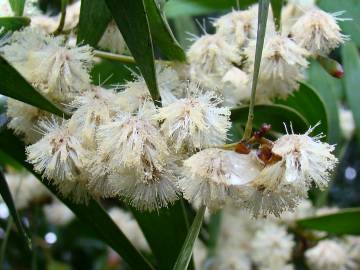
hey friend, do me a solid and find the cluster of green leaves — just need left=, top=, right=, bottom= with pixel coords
left=1, top=0, right=360, bottom=269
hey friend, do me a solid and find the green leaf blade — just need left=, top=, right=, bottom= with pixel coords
left=77, top=0, right=112, bottom=47
left=231, top=104, right=310, bottom=135
left=172, top=205, right=206, bottom=270
left=0, top=56, right=68, bottom=118
left=105, top=0, right=160, bottom=103
left=131, top=200, right=194, bottom=270
left=0, top=168, right=31, bottom=250
left=298, top=208, right=360, bottom=235
left=0, top=17, right=30, bottom=32
left=9, top=0, right=25, bottom=16
left=145, top=0, right=186, bottom=61
left=277, top=83, right=328, bottom=138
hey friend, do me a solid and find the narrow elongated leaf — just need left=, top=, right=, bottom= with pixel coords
left=298, top=208, right=360, bottom=235
left=0, top=169, right=31, bottom=249
left=307, top=60, right=341, bottom=144
left=270, top=0, right=282, bottom=30
left=0, top=17, right=30, bottom=32
left=0, top=56, right=68, bottom=118
left=342, top=42, right=360, bottom=148
left=231, top=104, right=309, bottom=134
left=145, top=0, right=186, bottom=61
left=9, top=0, right=25, bottom=16
left=105, top=0, right=160, bottom=103
left=173, top=205, right=206, bottom=270
left=77, top=0, right=112, bottom=46
left=173, top=16, right=198, bottom=49
left=131, top=200, right=194, bottom=270
left=164, top=0, right=257, bottom=18
left=0, top=127, right=155, bottom=270
left=277, top=83, right=328, bottom=138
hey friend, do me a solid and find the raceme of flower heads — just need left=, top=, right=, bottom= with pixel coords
left=1, top=0, right=346, bottom=214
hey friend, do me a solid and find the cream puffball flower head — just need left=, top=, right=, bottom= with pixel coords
left=179, top=149, right=262, bottom=211
left=187, top=33, right=241, bottom=89
left=291, top=8, right=348, bottom=56
left=305, top=240, right=349, bottom=270
left=247, top=34, right=309, bottom=100
left=154, top=83, right=231, bottom=152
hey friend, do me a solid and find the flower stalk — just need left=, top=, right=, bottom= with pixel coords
left=242, top=0, right=270, bottom=141
left=53, top=0, right=68, bottom=35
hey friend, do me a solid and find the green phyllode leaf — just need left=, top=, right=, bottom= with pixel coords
left=172, top=205, right=206, bottom=270
left=0, top=17, right=30, bottom=32
left=270, top=0, right=282, bottom=30
left=277, top=83, right=328, bottom=138
left=0, top=56, right=68, bottom=118
left=104, top=0, right=160, bottom=103
left=298, top=208, right=360, bottom=235
left=342, top=42, right=360, bottom=148
left=144, top=0, right=186, bottom=61
left=131, top=200, right=194, bottom=270
left=0, top=126, right=155, bottom=270
left=231, top=104, right=309, bottom=135
left=8, top=0, right=25, bottom=16
left=0, top=168, right=31, bottom=250
left=77, top=0, right=112, bottom=47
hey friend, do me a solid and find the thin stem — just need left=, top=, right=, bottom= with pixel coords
left=94, top=50, right=136, bottom=64
left=53, top=0, right=68, bottom=35
left=0, top=217, right=13, bottom=267
left=242, top=0, right=270, bottom=141
left=94, top=50, right=173, bottom=66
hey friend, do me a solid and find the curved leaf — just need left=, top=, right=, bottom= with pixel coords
left=307, top=60, right=341, bottom=144
left=0, top=17, right=30, bottom=32
left=104, top=0, right=160, bottom=103
left=0, top=168, right=31, bottom=250
left=231, top=104, right=310, bottom=134
left=0, top=56, right=68, bottom=118
left=297, top=208, right=360, bottom=235
left=77, top=0, right=112, bottom=47
left=145, top=0, right=186, bottom=61
left=277, top=83, right=328, bottom=138
left=9, top=0, right=25, bottom=16
left=342, top=42, right=360, bottom=148
left=172, top=205, right=206, bottom=270
left=131, top=200, right=194, bottom=270
left=0, top=126, right=154, bottom=270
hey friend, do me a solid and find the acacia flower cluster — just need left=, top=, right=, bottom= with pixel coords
left=0, top=0, right=346, bottom=217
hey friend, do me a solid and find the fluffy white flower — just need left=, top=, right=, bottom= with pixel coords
left=98, top=20, right=126, bottom=54
left=154, top=85, right=231, bottom=152
left=30, top=15, right=58, bottom=33
left=3, top=171, right=50, bottom=209
left=221, top=67, right=251, bottom=106
left=291, top=8, right=348, bottom=55
left=246, top=34, right=308, bottom=100
left=6, top=98, right=55, bottom=144
left=243, top=125, right=337, bottom=217
left=270, top=125, right=337, bottom=189
left=26, top=118, right=90, bottom=203
left=281, top=0, right=316, bottom=34
left=97, top=108, right=167, bottom=174
left=187, top=33, right=241, bottom=89
left=213, top=5, right=275, bottom=47
left=0, top=0, right=13, bottom=16
left=179, top=149, right=262, bottom=211
left=108, top=166, right=179, bottom=211
left=108, top=207, right=149, bottom=251
left=305, top=240, right=349, bottom=270
left=68, top=86, right=123, bottom=149
left=213, top=249, right=252, bottom=270
left=26, top=43, right=93, bottom=103
left=44, top=198, right=74, bottom=225
left=251, top=223, right=295, bottom=269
